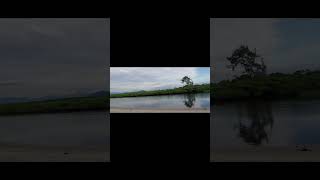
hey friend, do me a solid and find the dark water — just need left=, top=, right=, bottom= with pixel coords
left=110, top=93, right=210, bottom=109
left=211, top=100, right=320, bottom=149
left=0, top=111, right=110, bottom=150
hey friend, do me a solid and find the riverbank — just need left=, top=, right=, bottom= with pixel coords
left=212, top=70, right=320, bottom=101
left=0, top=96, right=109, bottom=115
left=110, top=84, right=210, bottom=98
left=111, top=107, right=210, bottom=113
left=211, top=145, right=320, bottom=162
left=0, top=144, right=109, bottom=162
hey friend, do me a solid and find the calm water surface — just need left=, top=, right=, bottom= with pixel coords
left=0, top=111, right=109, bottom=150
left=211, top=100, right=320, bottom=149
left=110, top=93, right=210, bottom=109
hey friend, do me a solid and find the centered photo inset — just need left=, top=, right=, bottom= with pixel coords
left=110, top=67, right=210, bottom=113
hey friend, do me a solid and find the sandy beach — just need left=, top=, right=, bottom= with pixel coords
left=211, top=145, right=320, bottom=162
left=110, top=108, right=210, bottom=113
left=0, top=144, right=109, bottom=162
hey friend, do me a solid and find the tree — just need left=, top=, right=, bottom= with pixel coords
left=181, top=76, right=193, bottom=86
left=226, top=45, right=267, bottom=78
left=181, top=76, right=194, bottom=93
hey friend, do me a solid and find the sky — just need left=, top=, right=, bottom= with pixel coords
left=0, top=18, right=110, bottom=98
left=210, top=18, right=320, bottom=82
left=110, top=67, right=210, bottom=93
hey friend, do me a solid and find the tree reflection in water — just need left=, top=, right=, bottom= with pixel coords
left=183, top=94, right=196, bottom=108
left=235, top=101, right=274, bottom=146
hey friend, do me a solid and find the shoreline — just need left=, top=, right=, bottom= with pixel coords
left=111, top=92, right=210, bottom=99
left=0, top=144, right=109, bottom=162
left=110, top=108, right=210, bottom=113
left=110, top=84, right=210, bottom=98
left=211, top=145, right=320, bottom=162
left=0, top=96, right=108, bottom=116
left=0, top=109, right=109, bottom=117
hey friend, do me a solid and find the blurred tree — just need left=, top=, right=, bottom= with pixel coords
left=227, top=45, right=267, bottom=78
left=181, top=76, right=194, bottom=93
left=236, top=101, right=274, bottom=146
left=181, top=76, right=193, bottom=86
left=183, top=94, right=196, bottom=108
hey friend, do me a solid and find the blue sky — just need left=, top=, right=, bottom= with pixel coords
left=211, top=18, right=320, bottom=82
left=110, top=67, right=210, bottom=93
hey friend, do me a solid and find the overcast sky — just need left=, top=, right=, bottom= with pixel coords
left=110, top=67, right=210, bottom=93
left=0, top=18, right=109, bottom=98
left=211, top=18, right=320, bottom=82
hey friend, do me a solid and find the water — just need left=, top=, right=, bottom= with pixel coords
left=211, top=99, right=320, bottom=149
left=110, top=93, right=210, bottom=110
left=0, top=111, right=110, bottom=150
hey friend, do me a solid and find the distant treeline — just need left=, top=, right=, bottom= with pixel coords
left=212, top=70, right=320, bottom=101
left=110, top=84, right=210, bottom=98
left=0, top=95, right=109, bottom=115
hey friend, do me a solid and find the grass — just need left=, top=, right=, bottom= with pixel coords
left=212, top=70, right=320, bottom=101
left=0, top=96, right=109, bottom=116
left=110, top=84, right=210, bottom=98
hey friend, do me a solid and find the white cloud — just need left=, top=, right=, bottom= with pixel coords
left=110, top=67, right=208, bottom=93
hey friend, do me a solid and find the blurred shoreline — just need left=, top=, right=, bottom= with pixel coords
left=0, top=144, right=109, bottom=162
left=111, top=108, right=210, bottom=113
left=211, top=145, right=320, bottom=162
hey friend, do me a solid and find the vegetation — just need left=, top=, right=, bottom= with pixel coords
left=181, top=76, right=194, bottom=93
left=0, top=96, right=109, bottom=116
left=181, top=76, right=194, bottom=86
left=212, top=45, right=320, bottom=101
left=227, top=45, right=267, bottom=78
left=110, top=83, right=210, bottom=98
left=212, top=70, right=320, bottom=101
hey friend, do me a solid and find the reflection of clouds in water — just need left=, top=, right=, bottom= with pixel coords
left=287, top=101, right=320, bottom=145
left=200, top=100, right=210, bottom=108
left=196, top=93, right=210, bottom=108
left=111, top=95, right=176, bottom=109
left=111, top=93, right=210, bottom=109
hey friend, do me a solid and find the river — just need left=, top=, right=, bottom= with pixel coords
left=110, top=93, right=210, bottom=113
left=211, top=99, right=320, bottom=161
left=0, top=111, right=109, bottom=162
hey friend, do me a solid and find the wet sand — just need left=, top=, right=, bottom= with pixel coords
left=0, top=144, right=109, bottom=162
left=110, top=108, right=210, bottom=113
left=211, top=145, right=320, bottom=162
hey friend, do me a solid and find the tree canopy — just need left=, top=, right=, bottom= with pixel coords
left=226, top=45, right=267, bottom=78
left=181, top=76, right=193, bottom=86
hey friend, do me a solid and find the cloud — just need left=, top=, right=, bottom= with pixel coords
left=110, top=67, right=209, bottom=93
left=211, top=18, right=320, bottom=82
left=0, top=18, right=109, bottom=98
